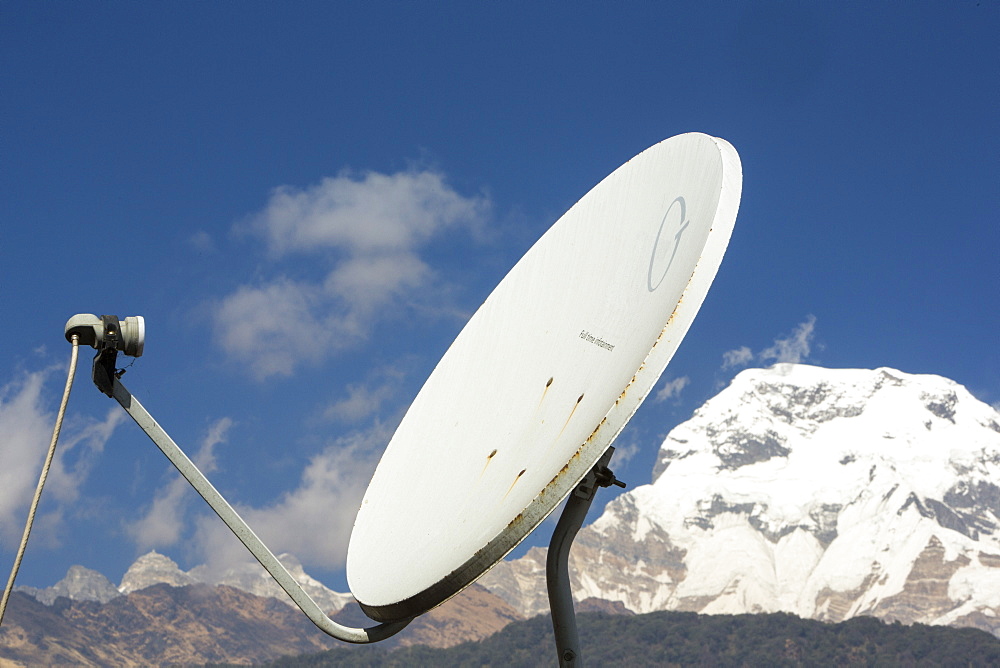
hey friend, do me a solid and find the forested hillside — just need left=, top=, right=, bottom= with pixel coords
left=213, top=610, right=1000, bottom=667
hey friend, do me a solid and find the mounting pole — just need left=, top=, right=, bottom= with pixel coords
left=546, top=447, right=625, bottom=667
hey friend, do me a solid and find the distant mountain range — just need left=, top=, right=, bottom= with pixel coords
left=3, top=364, right=999, bottom=665
left=16, top=550, right=353, bottom=615
left=2, top=574, right=520, bottom=665
left=3, top=547, right=527, bottom=665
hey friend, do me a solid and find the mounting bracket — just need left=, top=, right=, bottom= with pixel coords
left=547, top=447, right=625, bottom=667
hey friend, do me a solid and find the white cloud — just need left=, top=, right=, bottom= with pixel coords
left=721, top=315, right=818, bottom=370
left=126, top=418, right=232, bottom=551
left=213, top=280, right=330, bottom=380
left=247, top=170, right=487, bottom=256
left=721, top=346, right=754, bottom=370
left=611, top=441, right=640, bottom=467
left=214, top=169, right=489, bottom=380
left=0, top=368, right=123, bottom=546
left=323, top=252, right=430, bottom=315
left=0, top=371, right=53, bottom=541
left=654, top=376, right=690, bottom=403
left=191, top=423, right=390, bottom=576
left=759, top=314, right=817, bottom=364
left=323, top=367, right=405, bottom=423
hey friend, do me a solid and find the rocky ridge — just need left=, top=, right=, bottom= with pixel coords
left=15, top=566, right=120, bottom=606
left=5, top=552, right=519, bottom=665
left=0, top=581, right=520, bottom=666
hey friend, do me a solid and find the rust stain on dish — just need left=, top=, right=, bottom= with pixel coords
left=503, top=468, right=527, bottom=499
left=614, top=266, right=696, bottom=409
left=556, top=394, right=584, bottom=439
left=480, top=448, right=498, bottom=477
left=502, top=511, right=526, bottom=534
left=538, top=376, right=554, bottom=407
left=498, top=414, right=612, bottom=549
left=498, top=262, right=706, bottom=571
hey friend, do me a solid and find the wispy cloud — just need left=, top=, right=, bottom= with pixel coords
left=191, top=422, right=391, bottom=576
left=0, top=368, right=122, bottom=546
left=654, top=376, right=690, bottom=403
left=722, top=315, right=818, bottom=370
left=759, top=315, right=817, bottom=364
left=188, top=230, right=215, bottom=254
left=721, top=346, right=754, bottom=369
left=213, top=169, right=490, bottom=380
left=322, top=366, right=405, bottom=423
left=610, top=441, right=640, bottom=468
left=126, top=418, right=232, bottom=551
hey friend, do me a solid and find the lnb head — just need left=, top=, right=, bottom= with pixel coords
left=65, top=314, right=145, bottom=357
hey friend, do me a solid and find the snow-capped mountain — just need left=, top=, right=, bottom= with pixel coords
left=119, top=551, right=198, bottom=594
left=189, top=553, right=352, bottom=614
left=16, top=565, right=121, bottom=605
left=25, top=550, right=350, bottom=614
left=479, top=364, right=1000, bottom=636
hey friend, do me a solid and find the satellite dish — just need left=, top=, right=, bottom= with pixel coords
left=347, top=132, right=743, bottom=623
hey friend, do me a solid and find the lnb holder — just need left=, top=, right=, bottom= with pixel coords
left=65, top=314, right=145, bottom=357
left=64, top=314, right=145, bottom=397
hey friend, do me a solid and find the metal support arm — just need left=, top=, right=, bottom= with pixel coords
left=546, top=447, right=625, bottom=667
left=110, top=377, right=409, bottom=644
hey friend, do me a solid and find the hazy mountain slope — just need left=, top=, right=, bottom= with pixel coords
left=0, top=586, right=336, bottom=667
left=0, top=583, right=520, bottom=666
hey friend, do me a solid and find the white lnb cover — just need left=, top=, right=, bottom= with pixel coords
left=348, top=133, right=742, bottom=622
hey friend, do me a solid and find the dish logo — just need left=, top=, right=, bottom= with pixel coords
left=647, top=196, right=690, bottom=292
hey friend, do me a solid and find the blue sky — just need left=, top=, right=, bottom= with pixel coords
left=2, top=2, right=998, bottom=597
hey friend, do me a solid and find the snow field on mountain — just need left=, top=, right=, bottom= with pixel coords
left=574, top=365, right=1000, bottom=629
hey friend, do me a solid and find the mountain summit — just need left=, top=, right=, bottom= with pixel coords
left=119, top=551, right=197, bottom=594
left=15, top=565, right=120, bottom=606
left=481, top=364, right=1000, bottom=636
